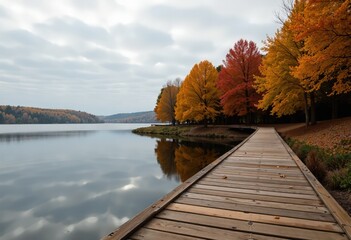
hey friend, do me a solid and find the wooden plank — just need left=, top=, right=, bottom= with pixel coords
left=188, top=187, right=324, bottom=206
left=210, top=172, right=309, bottom=184
left=167, top=203, right=342, bottom=232
left=182, top=192, right=329, bottom=213
left=229, top=154, right=292, bottom=159
left=208, top=173, right=311, bottom=186
left=228, top=155, right=293, bottom=159
left=175, top=196, right=334, bottom=222
left=130, top=228, right=203, bottom=240
left=157, top=210, right=348, bottom=240
left=198, top=179, right=315, bottom=195
left=204, top=175, right=314, bottom=191
left=219, top=165, right=303, bottom=176
left=211, top=169, right=307, bottom=180
left=194, top=184, right=319, bottom=200
left=233, top=153, right=291, bottom=158
left=219, top=164, right=302, bottom=173
left=226, top=159, right=296, bottom=167
left=216, top=166, right=305, bottom=176
left=222, top=162, right=299, bottom=170
left=145, top=218, right=288, bottom=240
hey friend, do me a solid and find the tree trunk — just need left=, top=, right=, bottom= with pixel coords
left=204, top=117, right=208, bottom=128
left=331, top=95, right=338, bottom=119
left=310, top=92, right=316, bottom=125
left=303, top=92, right=310, bottom=127
left=244, top=83, right=250, bottom=124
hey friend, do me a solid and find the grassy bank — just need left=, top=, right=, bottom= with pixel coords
left=132, top=125, right=193, bottom=137
left=286, top=138, right=351, bottom=190
left=132, top=125, right=254, bottom=140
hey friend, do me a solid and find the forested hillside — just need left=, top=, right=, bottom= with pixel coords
left=101, top=111, right=158, bottom=123
left=0, top=105, right=102, bottom=124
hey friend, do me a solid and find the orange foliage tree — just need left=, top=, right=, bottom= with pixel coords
left=217, top=39, right=261, bottom=123
left=175, top=60, right=220, bottom=126
left=291, top=0, right=351, bottom=95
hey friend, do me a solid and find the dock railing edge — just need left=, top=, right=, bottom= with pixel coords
left=275, top=128, right=351, bottom=240
left=101, top=127, right=258, bottom=240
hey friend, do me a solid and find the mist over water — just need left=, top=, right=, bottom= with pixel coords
left=0, top=124, right=235, bottom=240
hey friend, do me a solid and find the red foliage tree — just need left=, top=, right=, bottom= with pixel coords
left=217, top=39, right=261, bottom=123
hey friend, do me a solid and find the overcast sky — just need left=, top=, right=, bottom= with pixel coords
left=0, top=0, right=282, bottom=115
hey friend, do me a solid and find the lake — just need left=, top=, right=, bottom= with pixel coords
left=0, top=124, right=236, bottom=240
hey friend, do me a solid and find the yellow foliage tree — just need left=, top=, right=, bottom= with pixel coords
left=175, top=60, right=220, bottom=126
left=255, top=29, right=305, bottom=116
left=255, top=0, right=316, bottom=126
left=154, top=80, right=180, bottom=125
left=291, top=0, right=351, bottom=95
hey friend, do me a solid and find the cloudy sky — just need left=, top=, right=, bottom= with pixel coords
left=0, top=0, right=282, bottom=115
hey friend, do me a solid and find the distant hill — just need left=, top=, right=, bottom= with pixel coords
left=101, top=111, right=159, bottom=123
left=0, top=105, right=102, bottom=124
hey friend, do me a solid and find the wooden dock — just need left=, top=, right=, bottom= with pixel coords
left=103, top=127, right=351, bottom=240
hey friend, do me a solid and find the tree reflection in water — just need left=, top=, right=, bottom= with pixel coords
left=155, top=138, right=233, bottom=182
left=155, top=139, right=179, bottom=181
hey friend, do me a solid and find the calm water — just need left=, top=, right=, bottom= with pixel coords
left=0, top=124, right=236, bottom=240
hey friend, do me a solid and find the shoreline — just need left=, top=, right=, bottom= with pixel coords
left=132, top=125, right=255, bottom=141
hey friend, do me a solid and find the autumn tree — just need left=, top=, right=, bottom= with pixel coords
left=291, top=0, right=351, bottom=95
left=254, top=23, right=308, bottom=121
left=217, top=39, right=261, bottom=124
left=175, top=60, right=220, bottom=126
left=254, top=0, right=319, bottom=126
left=154, top=79, right=181, bottom=125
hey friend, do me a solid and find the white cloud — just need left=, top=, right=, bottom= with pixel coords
left=0, top=0, right=282, bottom=115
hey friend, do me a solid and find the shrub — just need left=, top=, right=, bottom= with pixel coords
left=338, top=139, right=351, bottom=153
left=285, top=137, right=351, bottom=190
left=326, top=168, right=347, bottom=189
left=324, top=153, right=351, bottom=171
left=326, top=167, right=351, bottom=190
left=340, top=164, right=351, bottom=190
left=305, top=150, right=327, bottom=183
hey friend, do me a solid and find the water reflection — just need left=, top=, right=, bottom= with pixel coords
left=154, top=139, right=178, bottom=181
left=0, top=125, right=240, bottom=240
left=0, top=131, right=94, bottom=143
left=155, top=138, right=234, bottom=182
